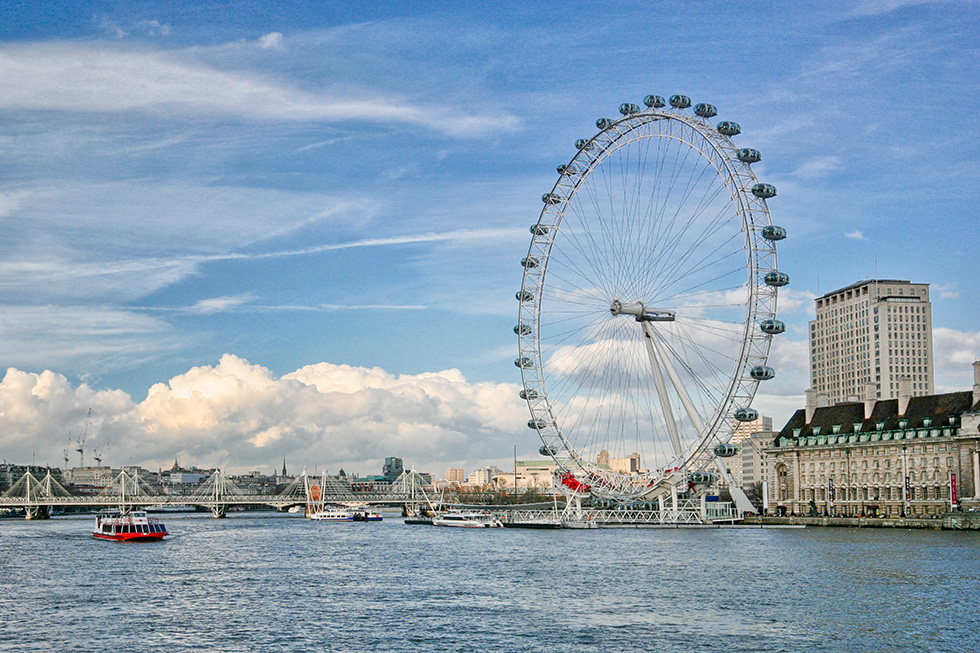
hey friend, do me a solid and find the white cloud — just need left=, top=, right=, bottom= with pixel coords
left=934, top=327, right=980, bottom=367
left=934, top=283, right=960, bottom=300
left=790, top=155, right=843, bottom=180
left=0, top=356, right=528, bottom=475
left=0, top=305, right=183, bottom=373
left=775, top=287, right=817, bottom=317
left=257, top=32, right=284, bottom=50
left=845, top=230, right=867, bottom=240
left=188, top=295, right=256, bottom=315
left=135, top=20, right=171, bottom=37
left=0, top=43, right=518, bottom=136
left=843, top=0, right=942, bottom=17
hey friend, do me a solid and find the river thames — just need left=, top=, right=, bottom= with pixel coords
left=1, top=513, right=979, bottom=652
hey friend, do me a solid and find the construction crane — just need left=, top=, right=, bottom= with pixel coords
left=92, top=432, right=109, bottom=466
left=76, top=408, right=92, bottom=468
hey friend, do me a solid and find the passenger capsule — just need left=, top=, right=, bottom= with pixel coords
left=514, top=324, right=532, bottom=336
left=618, top=103, right=641, bottom=115
left=527, top=418, right=548, bottom=430
left=516, top=290, right=533, bottom=302
left=694, top=103, right=717, bottom=118
left=557, top=163, right=583, bottom=176
left=542, top=193, right=562, bottom=205
left=714, top=443, right=739, bottom=458
left=515, top=357, right=534, bottom=369
left=764, top=271, right=790, bottom=287
left=762, top=225, right=787, bottom=241
left=734, top=407, right=759, bottom=422
left=539, top=445, right=557, bottom=456
left=750, top=366, right=776, bottom=381
left=519, top=388, right=539, bottom=400
left=596, top=118, right=615, bottom=129
left=530, top=224, right=549, bottom=236
left=760, top=319, right=786, bottom=335
left=521, top=257, right=539, bottom=269
left=575, top=138, right=595, bottom=151
left=752, top=183, right=777, bottom=199
left=688, top=471, right=716, bottom=485
left=669, top=94, right=692, bottom=109
left=644, top=95, right=666, bottom=108
left=716, top=121, right=741, bottom=136
left=737, top=148, right=762, bottom=164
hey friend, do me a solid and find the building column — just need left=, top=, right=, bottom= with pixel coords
left=972, top=449, right=980, bottom=499
left=793, top=453, right=801, bottom=504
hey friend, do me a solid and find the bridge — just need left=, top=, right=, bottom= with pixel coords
left=0, top=468, right=432, bottom=519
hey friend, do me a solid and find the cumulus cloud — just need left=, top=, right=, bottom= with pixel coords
left=775, top=287, right=817, bottom=317
left=934, top=327, right=980, bottom=367
left=0, top=43, right=518, bottom=136
left=0, top=356, right=527, bottom=475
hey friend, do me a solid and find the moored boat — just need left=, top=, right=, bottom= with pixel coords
left=145, top=503, right=196, bottom=513
left=308, top=506, right=382, bottom=522
left=93, top=510, right=167, bottom=541
left=432, top=509, right=503, bottom=528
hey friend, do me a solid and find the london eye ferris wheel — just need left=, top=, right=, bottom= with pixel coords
left=515, top=95, right=788, bottom=503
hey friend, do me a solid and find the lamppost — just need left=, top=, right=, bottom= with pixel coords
left=901, top=444, right=910, bottom=517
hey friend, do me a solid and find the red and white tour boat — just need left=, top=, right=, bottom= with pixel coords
left=93, top=510, right=168, bottom=541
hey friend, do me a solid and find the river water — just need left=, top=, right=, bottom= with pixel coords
left=1, top=512, right=978, bottom=652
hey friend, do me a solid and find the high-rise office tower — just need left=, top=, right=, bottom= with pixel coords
left=809, top=279, right=934, bottom=404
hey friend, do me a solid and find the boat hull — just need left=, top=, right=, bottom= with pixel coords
left=93, top=531, right=167, bottom=542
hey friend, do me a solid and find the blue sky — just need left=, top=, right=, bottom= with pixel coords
left=0, top=0, right=978, bottom=476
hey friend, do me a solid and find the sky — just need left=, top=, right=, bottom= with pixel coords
left=0, top=0, right=978, bottom=477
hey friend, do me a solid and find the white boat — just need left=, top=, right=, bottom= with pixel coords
left=308, top=507, right=382, bottom=522
left=432, top=509, right=503, bottom=528
left=145, top=503, right=196, bottom=513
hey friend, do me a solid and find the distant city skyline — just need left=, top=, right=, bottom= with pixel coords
left=0, top=1, right=978, bottom=475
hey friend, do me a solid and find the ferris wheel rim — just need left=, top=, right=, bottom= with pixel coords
left=516, top=100, right=783, bottom=500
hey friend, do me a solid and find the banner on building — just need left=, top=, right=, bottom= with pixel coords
left=950, top=472, right=958, bottom=508
left=828, top=477, right=834, bottom=507
left=904, top=475, right=910, bottom=509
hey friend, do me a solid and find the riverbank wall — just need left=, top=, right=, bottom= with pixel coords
left=744, top=513, right=980, bottom=530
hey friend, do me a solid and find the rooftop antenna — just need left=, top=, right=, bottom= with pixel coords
left=874, top=255, right=879, bottom=301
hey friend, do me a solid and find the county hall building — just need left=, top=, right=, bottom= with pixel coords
left=765, top=363, right=980, bottom=518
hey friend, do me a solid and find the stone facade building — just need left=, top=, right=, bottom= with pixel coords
left=765, top=361, right=980, bottom=517
left=809, top=279, right=934, bottom=404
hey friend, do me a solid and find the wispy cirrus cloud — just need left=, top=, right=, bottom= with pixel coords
left=843, top=0, right=943, bottom=17
left=141, top=296, right=428, bottom=315
left=0, top=43, right=518, bottom=136
left=790, top=155, right=843, bottom=179
left=257, top=32, right=284, bottom=50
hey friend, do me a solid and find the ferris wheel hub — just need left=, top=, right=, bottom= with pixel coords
left=610, top=300, right=676, bottom=322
